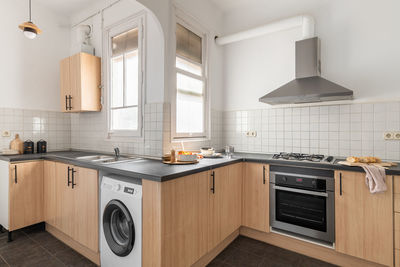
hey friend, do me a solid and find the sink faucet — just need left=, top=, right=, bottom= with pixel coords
left=114, top=147, right=120, bottom=158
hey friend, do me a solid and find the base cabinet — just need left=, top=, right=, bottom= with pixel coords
left=143, top=163, right=242, bottom=267
left=335, top=171, right=393, bottom=267
left=44, top=161, right=99, bottom=253
left=242, top=163, right=269, bottom=232
left=9, top=161, right=44, bottom=231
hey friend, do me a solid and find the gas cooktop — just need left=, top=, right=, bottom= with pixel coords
left=272, top=152, right=334, bottom=163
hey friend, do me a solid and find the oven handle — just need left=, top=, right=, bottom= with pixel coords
left=273, top=185, right=329, bottom=198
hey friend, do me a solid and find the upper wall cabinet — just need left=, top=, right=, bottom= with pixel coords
left=60, top=53, right=101, bottom=113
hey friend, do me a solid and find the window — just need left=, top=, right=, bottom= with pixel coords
left=106, top=16, right=144, bottom=137
left=173, top=20, right=208, bottom=140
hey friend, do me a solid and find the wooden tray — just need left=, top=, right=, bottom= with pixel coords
left=337, top=161, right=397, bottom=167
left=163, top=160, right=199, bottom=165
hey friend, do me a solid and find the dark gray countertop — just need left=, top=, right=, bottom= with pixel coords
left=1, top=151, right=400, bottom=181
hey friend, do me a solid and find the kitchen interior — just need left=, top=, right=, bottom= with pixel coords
left=0, top=0, right=399, bottom=266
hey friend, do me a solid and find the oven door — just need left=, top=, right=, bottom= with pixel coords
left=270, top=184, right=335, bottom=244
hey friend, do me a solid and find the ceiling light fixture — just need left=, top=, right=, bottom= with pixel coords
left=19, top=0, right=42, bottom=39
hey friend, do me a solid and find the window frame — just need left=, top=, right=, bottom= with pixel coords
left=172, top=14, right=210, bottom=141
left=104, top=13, right=145, bottom=138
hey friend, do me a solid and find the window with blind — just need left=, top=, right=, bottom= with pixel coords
left=106, top=16, right=144, bottom=137
left=173, top=21, right=208, bottom=139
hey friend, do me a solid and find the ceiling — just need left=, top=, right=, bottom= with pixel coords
left=35, top=0, right=100, bottom=16
left=209, top=0, right=260, bottom=13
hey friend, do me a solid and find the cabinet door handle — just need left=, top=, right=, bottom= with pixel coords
left=14, top=166, right=17, bottom=184
left=68, top=95, right=72, bottom=110
left=65, top=95, right=68, bottom=111
left=339, top=173, right=342, bottom=196
left=263, top=165, right=266, bottom=184
left=67, top=166, right=71, bottom=187
left=210, top=171, right=215, bottom=194
left=71, top=168, right=77, bottom=189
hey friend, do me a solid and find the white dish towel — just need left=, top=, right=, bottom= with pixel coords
left=361, top=164, right=387, bottom=193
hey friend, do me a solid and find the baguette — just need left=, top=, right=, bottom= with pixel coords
left=346, top=156, right=381, bottom=163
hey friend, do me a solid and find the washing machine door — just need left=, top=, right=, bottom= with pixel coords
left=103, top=199, right=135, bottom=257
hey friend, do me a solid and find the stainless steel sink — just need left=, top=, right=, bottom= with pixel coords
left=75, top=154, right=142, bottom=164
left=75, top=155, right=114, bottom=161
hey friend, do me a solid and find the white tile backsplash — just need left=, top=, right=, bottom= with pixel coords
left=0, top=108, right=71, bottom=151
left=222, top=101, right=400, bottom=161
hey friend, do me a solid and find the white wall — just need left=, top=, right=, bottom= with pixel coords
left=0, top=0, right=70, bottom=111
left=70, top=0, right=165, bottom=104
left=221, top=0, right=400, bottom=111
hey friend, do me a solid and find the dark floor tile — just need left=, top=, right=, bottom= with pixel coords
left=26, top=231, right=69, bottom=255
left=207, top=258, right=230, bottom=267
left=0, top=231, right=27, bottom=250
left=53, top=247, right=87, bottom=267
left=0, top=256, right=8, bottom=267
left=0, top=242, right=53, bottom=267
left=213, top=244, right=240, bottom=262
left=297, top=257, right=338, bottom=267
left=224, top=247, right=264, bottom=267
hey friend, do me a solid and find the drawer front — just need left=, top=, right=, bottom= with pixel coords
left=396, top=249, right=400, bottom=267
left=395, top=194, right=400, bottom=213
left=395, top=176, right=400, bottom=194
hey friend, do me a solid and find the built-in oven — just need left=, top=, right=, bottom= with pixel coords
left=270, top=165, right=335, bottom=245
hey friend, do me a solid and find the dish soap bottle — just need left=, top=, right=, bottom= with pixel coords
left=10, top=134, right=23, bottom=154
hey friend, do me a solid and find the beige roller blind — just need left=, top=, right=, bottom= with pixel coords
left=112, top=28, right=138, bottom=57
left=176, top=23, right=202, bottom=64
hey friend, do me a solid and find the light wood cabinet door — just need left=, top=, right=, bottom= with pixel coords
left=60, top=53, right=101, bottom=113
left=207, top=167, right=224, bottom=251
left=71, top=167, right=99, bottom=252
left=9, top=161, right=44, bottom=231
left=220, top=163, right=242, bottom=240
left=44, top=161, right=57, bottom=226
left=208, top=163, right=243, bottom=251
left=161, top=171, right=209, bottom=267
left=242, top=163, right=269, bottom=232
left=55, top=162, right=74, bottom=236
left=335, top=171, right=393, bottom=267
left=60, top=57, right=71, bottom=112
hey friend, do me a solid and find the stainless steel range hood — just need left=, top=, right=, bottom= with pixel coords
left=259, top=37, right=353, bottom=105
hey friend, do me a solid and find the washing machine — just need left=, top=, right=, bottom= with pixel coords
left=100, top=175, right=142, bottom=267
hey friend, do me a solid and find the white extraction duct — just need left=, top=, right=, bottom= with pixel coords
left=215, top=15, right=315, bottom=46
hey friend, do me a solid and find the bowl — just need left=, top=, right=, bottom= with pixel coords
left=200, top=147, right=215, bottom=156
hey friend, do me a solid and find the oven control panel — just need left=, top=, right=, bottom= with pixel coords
left=275, top=174, right=326, bottom=191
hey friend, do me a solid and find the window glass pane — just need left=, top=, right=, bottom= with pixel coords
left=112, top=28, right=138, bottom=57
left=176, top=23, right=202, bottom=64
left=176, top=57, right=202, bottom=76
left=176, top=92, right=203, bottom=133
left=125, top=50, right=139, bottom=106
left=111, top=56, right=124, bottom=108
left=177, top=73, right=203, bottom=95
left=111, top=107, right=138, bottom=131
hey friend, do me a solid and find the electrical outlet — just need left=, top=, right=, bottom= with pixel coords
left=394, top=132, right=400, bottom=140
left=384, top=132, right=394, bottom=140
left=2, top=130, right=10, bottom=137
left=246, top=131, right=257, bottom=137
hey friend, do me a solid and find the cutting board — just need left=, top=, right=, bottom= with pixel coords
left=162, top=160, right=199, bottom=165
left=337, top=161, right=397, bottom=167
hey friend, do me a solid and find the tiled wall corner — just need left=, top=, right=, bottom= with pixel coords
left=0, top=108, right=71, bottom=151
left=162, top=104, right=224, bottom=154
left=222, top=101, right=400, bottom=161
left=70, top=103, right=164, bottom=157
